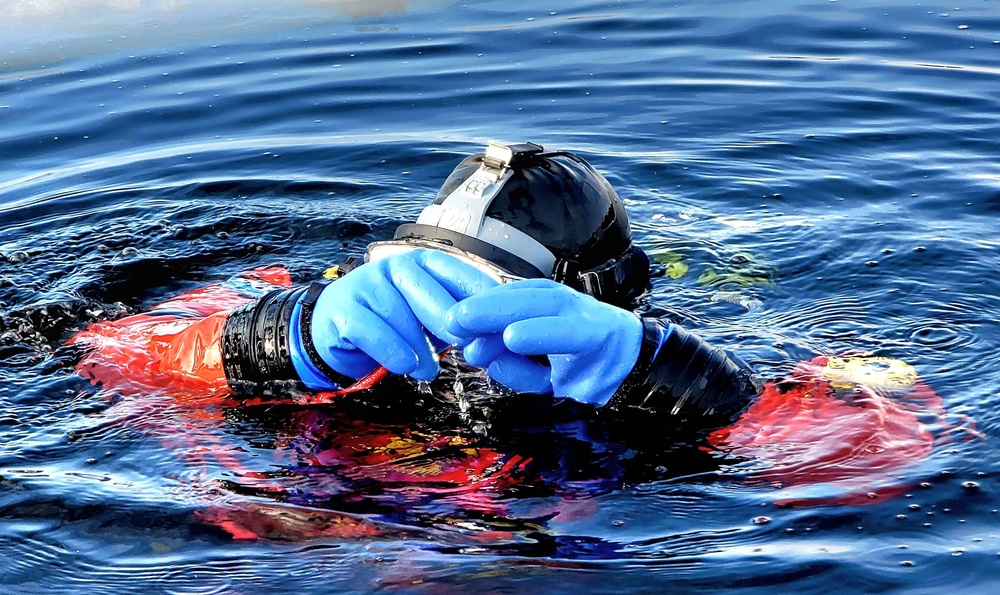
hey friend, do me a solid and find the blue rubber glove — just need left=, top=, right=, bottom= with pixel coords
left=444, top=278, right=644, bottom=406
left=301, top=249, right=499, bottom=384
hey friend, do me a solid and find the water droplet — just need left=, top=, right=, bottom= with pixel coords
left=86, top=458, right=97, bottom=465
left=121, top=247, right=139, bottom=257
left=909, top=504, right=921, bottom=511
left=612, top=520, right=625, bottom=527
left=654, top=465, right=667, bottom=473
left=914, top=246, right=926, bottom=252
left=752, top=516, right=771, bottom=525
left=882, top=248, right=894, bottom=255
left=865, top=260, right=878, bottom=267
left=920, top=482, right=932, bottom=489
left=7, top=250, right=29, bottom=263
left=962, top=481, right=979, bottom=490
left=216, top=231, right=230, bottom=240
left=901, top=560, right=914, bottom=567
left=958, top=25, right=969, bottom=29
left=896, top=514, right=907, bottom=520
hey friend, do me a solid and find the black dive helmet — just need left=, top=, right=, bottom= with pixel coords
left=390, top=142, right=650, bottom=305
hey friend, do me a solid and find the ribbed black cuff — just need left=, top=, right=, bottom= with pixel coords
left=607, top=318, right=757, bottom=421
left=221, top=287, right=305, bottom=394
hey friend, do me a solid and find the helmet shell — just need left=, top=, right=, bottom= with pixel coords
left=433, top=152, right=634, bottom=273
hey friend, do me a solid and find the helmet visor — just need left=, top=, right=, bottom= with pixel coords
left=365, top=239, right=526, bottom=285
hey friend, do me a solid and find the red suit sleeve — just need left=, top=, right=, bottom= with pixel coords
left=69, top=266, right=292, bottom=401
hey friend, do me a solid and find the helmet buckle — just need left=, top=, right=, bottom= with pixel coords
left=481, top=142, right=543, bottom=181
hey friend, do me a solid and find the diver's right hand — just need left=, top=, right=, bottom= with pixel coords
left=302, top=249, right=498, bottom=382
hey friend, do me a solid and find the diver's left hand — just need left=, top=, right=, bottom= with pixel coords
left=307, top=249, right=498, bottom=383
left=444, top=279, right=643, bottom=406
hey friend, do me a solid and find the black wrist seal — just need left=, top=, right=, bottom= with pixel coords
left=608, top=318, right=758, bottom=422
left=221, top=286, right=306, bottom=394
left=295, top=280, right=357, bottom=388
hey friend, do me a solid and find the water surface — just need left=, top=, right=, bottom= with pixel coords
left=2, top=1, right=999, bottom=592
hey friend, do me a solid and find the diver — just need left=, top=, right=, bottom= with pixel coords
left=68, top=143, right=955, bottom=541
left=218, top=142, right=759, bottom=424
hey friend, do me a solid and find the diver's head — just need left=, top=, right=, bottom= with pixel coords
left=366, top=142, right=650, bottom=305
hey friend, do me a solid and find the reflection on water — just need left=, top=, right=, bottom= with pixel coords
left=1, top=0, right=450, bottom=70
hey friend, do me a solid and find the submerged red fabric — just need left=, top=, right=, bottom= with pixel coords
left=707, top=355, right=973, bottom=506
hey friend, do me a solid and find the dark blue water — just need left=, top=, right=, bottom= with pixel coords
left=2, top=1, right=1000, bottom=592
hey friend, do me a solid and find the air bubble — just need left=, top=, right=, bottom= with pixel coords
left=751, top=516, right=771, bottom=525
left=7, top=250, right=29, bottom=263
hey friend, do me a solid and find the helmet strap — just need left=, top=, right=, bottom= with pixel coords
left=554, top=244, right=650, bottom=304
